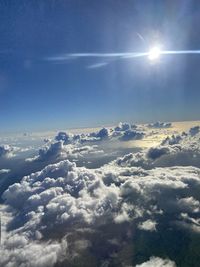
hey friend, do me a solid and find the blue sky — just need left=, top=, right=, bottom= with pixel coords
left=1, top=0, right=200, bottom=132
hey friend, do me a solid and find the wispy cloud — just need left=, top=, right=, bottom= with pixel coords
left=87, top=62, right=109, bottom=69
left=136, top=32, right=146, bottom=43
left=44, top=52, right=148, bottom=69
left=46, top=50, right=200, bottom=60
left=44, top=50, right=200, bottom=69
left=45, top=52, right=148, bottom=62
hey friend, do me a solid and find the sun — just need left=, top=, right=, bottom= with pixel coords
left=148, top=46, right=161, bottom=61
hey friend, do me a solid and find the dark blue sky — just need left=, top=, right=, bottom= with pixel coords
left=1, top=0, right=200, bottom=132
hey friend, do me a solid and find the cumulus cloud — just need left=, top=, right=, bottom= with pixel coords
left=55, top=131, right=72, bottom=144
left=25, top=122, right=146, bottom=164
left=138, top=219, right=157, bottom=232
left=162, top=126, right=200, bottom=159
left=146, top=146, right=175, bottom=160
left=148, top=121, right=172, bottom=128
left=114, top=122, right=132, bottom=131
left=43, top=138, right=51, bottom=143
left=189, top=125, right=200, bottom=136
left=0, top=203, right=68, bottom=267
left=53, top=122, right=144, bottom=145
left=135, top=257, right=176, bottom=267
left=115, top=145, right=178, bottom=169
left=0, top=168, right=10, bottom=174
left=27, top=139, right=103, bottom=163
left=1, top=235, right=67, bottom=267
left=116, top=125, right=200, bottom=169
left=119, top=130, right=145, bottom=141
left=89, top=127, right=110, bottom=140
left=0, top=143, right=34, bottom=159
left=54, top=128, right=111, bottom=144
left=38, top=141, right=65, bottom=160
left=0, top=144, right=14, bottom=158
left=161, top=134, right=183, bottom=145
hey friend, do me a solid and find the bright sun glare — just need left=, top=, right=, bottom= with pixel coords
left=148, top=46, right=161, bottom=61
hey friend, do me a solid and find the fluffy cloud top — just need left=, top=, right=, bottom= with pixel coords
left=26, top=122, right=145, bottom=163
left=89, top=127, right=110, bottom=140
left=135, top=257, right=176, bottom=267
left=0, top=144, right=14, bottom=158
left=117, top=125, right=200, bottom=169
left=28, top=140, right=102, bottom=163
left=162, top=126, right=200, bottom=153
left=53, top=122, right=145, bottom=145
left=119, top=129, right=144, bottom=141
left=39, top=141, right=65, bottom=160
left=114, top=122, right=131, bottom=131
left=147, top=146, right=173, bottom=160
left=55, top=131, right=72, bottom=143
left=161, top=134, right=183, bottom=146
left=138, top=219, right=157, bottom=232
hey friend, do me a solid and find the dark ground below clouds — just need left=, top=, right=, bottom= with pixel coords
left=52, top=218, right=200, bottom=267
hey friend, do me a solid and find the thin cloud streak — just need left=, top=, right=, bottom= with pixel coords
left=87, top=62, right=109, bottom=69
left=45, top=50, right=200, bottom=65
left=162, top=50, right=200, bottom=55
left=45, top=52, right=148, bottom=61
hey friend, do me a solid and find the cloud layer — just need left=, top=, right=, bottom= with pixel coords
left=1, top=157, right=200, bottom=266
left=1, top=122, right=200, bottom=266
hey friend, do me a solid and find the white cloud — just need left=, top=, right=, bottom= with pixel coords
left=161, top=134, right=183, bottom=145
left=114, top=122, right=132, bottom=131
left=38, top=141, right=65, bottom=160
left=0, top=168, right=10, bottom=174
left=45, top=52, right=148, bottom=66
left=138, top=219, right=157, bottom=232
left=135, top=257, right=176, bottom=267
left=55, top=132, right=74, bottom=144
left=25, top=122, right=146, bottom=163
left=27, top=140, right=103, bottom=163
left=116, top=125, right=200, bottom=169
left=146, top=146, right=177, bottom=160
left=54, top=122, right=144, bottom=145
left=148, top=122, right=172, bottom=128
left=1, top=235, right=67, bottom=267
left=119, top=130, right=145, bottom=141
left=87, top=62, right=108, bottom=69
left=0, top=144, right=15, bottom=158
left=89, top=127, right=110, bottom=140
left=189, top=125, right=200, bottom=136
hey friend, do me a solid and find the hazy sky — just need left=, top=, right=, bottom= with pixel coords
left=1, top=0, right=200, bottom=132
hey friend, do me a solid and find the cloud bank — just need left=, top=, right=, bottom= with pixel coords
left=1, top=157, right=200, bottom=266
left=1, top=123, right=200, bottom=266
